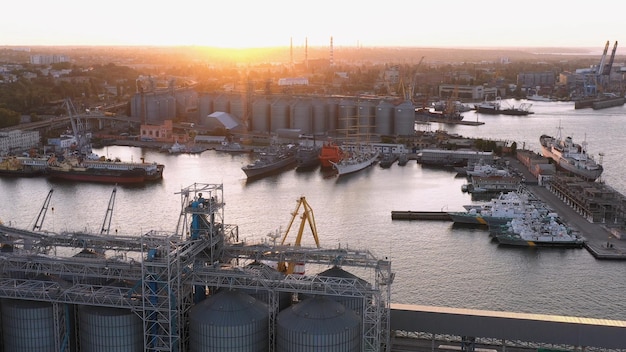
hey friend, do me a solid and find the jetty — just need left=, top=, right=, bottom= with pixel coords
left=391, top=211, right=451, bottom=221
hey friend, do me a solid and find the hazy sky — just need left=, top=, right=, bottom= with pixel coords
left=2, top=0, right=624, bottom=49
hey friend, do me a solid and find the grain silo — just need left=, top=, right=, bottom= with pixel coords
left=189, top=289, right=269, bottom=352
left=326, top=97, right=340, bottom=133
left=338, top=98, right=357, bottom=136
left=291, top=98, right=313, bottom=134
left=270, top=97, right=291, bottom=131
left=276, top=295, right=361, bottom=352
left=375, top=100, right=395, bottom=135
left=251, top=96, right=271, bottom=133
left=79, top=306, right=143, bottom=352
left=317, top=266, right=370, bottom=317
left=357, top=99, right=376, bottom=136
left=1, top=299, right=56, bottom=352
left=243, top=261, right=292, bottom=311
left=229, top=93, right=246, bottom=121
left=394, top=100, right=416, bottom=136
left=213, top=93, right=230, bottom=113
left=198, top=93, right=214, bottom=128
left=311, top=98, right=327, bottom=134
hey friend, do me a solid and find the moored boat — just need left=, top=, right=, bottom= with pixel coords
left=295, top=144, right=321, bottom=170
left=0, top=155, right=49, bottom=177
left=539, top=125, right=603, bottom=181
left=495, top=214, right=584, bottom=248
left=331, top=147, right=379, bottom=176
left=319, top=141, right=344, bottom=169
left=241, top=145, right=297, bottom=179
left=47, top=155, right=164, bottom=184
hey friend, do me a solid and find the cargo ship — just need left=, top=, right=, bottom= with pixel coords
left=47, top=155, right=164, bottom=184
left=0, top=155, right=49, bottom=177
left=539, top=128, right=603, bottom=181
left=319, top=142, right=344, bottom=169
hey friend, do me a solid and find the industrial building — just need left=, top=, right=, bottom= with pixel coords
left=130, top=88, right=420, bottom=138
left=0, top=183, right=393, bottom=351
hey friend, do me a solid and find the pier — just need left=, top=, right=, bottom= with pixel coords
left=391, top=211, right=452, bottom=221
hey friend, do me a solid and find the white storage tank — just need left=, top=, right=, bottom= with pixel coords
left=394, top=100, right=416, bottom=136
left=375, top=100, right=395, bottom=135
left=189, top=289, right=269, bottom=352
left=1, top=299, right=56, bottom=352
left=276, top=296, right=360, bottom=352
left=79, top=306, right=143, bottom=352
left=252, top=97, right=271, bottom=133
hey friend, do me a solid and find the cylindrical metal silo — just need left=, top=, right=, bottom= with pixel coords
left=166, top=96, right=176, bottom=119
left=276, top=295, right=361, bottom=352
left=229, top=93, right=246, bottom=120
left=252, top=97, right=271, bottom=133
left=1, top=299, right=56, bottom=352
left=356, top=99, right=376, bottom=136
left=79, top=306, right=143, bottom=352
left=311, top=98, right=327, bottom=134
left=270, top=97, right=291, bottom=132
left=338, top=98, right=357, bottom=135
left=198, top=93, right=214, bottom=127
left=326, top=98, right=340, bottom=133
left=290, top=98, right=312, bottom=134
left=375, top=100, right=395, bottom=135
left=394, top=100, right=416, bottom=136
left=213, top=94, right=230, bottom=113
left=189, top=289, right=269, bottom=352
left=317, top=266, right=369, bottom=317
left=243, top=262, right=292, bottom=311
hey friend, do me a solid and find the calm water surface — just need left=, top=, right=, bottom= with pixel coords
left=1, top=99, right=625, bottom=321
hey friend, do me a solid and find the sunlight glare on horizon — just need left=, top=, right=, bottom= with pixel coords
left=2, top=0, right=625, bottom=48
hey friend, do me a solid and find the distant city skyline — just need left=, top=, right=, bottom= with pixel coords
left=3, top=0, right=625, bottom=52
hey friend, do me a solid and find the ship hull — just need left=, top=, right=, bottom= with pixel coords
left=242, top=156, right=297, bottom=179
left=48, top=168, right=146, bottom=184
left=496, top=235, right=584, bottom=248
left=539, top=135, right=603, bottom=181
left=331, top=152, right=379, bottom=176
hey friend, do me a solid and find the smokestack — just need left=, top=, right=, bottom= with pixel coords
left=290, top=37, right=293, bottom=67
left=305, top=37, right=308, bottom=69
left=330, top=36, right=334, bottom=67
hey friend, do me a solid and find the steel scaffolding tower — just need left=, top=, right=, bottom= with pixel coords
left=0, top=182, right=392, bottom=352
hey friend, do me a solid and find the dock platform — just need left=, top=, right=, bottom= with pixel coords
left=391, top=211, right=451, bottom=221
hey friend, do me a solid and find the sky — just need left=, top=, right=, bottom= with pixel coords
left=2, top=0, right=625, bottom=49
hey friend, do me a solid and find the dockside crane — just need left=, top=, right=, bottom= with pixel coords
left=277, top=196, right=320, bottom=274
left=100, top=186, right=117, bottom=235
left=32, top=189, right=54, bottom=231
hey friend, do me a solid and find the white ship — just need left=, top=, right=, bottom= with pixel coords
left=330, top=148, right=379, bottom=176
left=539, top=126, right=603, bottom=181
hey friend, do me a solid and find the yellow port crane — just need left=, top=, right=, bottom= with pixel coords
left=277, top=196, right=320, bottom=274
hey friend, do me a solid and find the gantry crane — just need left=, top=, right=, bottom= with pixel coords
left=277, top=196, right=320, bottom=274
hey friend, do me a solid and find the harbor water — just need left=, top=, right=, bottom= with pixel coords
left=1, top=99, right=625, bottom=321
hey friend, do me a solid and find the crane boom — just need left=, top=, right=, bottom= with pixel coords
left=602, top=41, right=618, bottom=76
left=33, top=189, right=54, bottom=231
left=596, top=40, right=610, bottom=76
left=100, top=186, right=117, bottom=235
left=278, top=196, right=320, bottom=274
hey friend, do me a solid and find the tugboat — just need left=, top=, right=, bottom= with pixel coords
left=319, top=141, right=344, bottom=169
